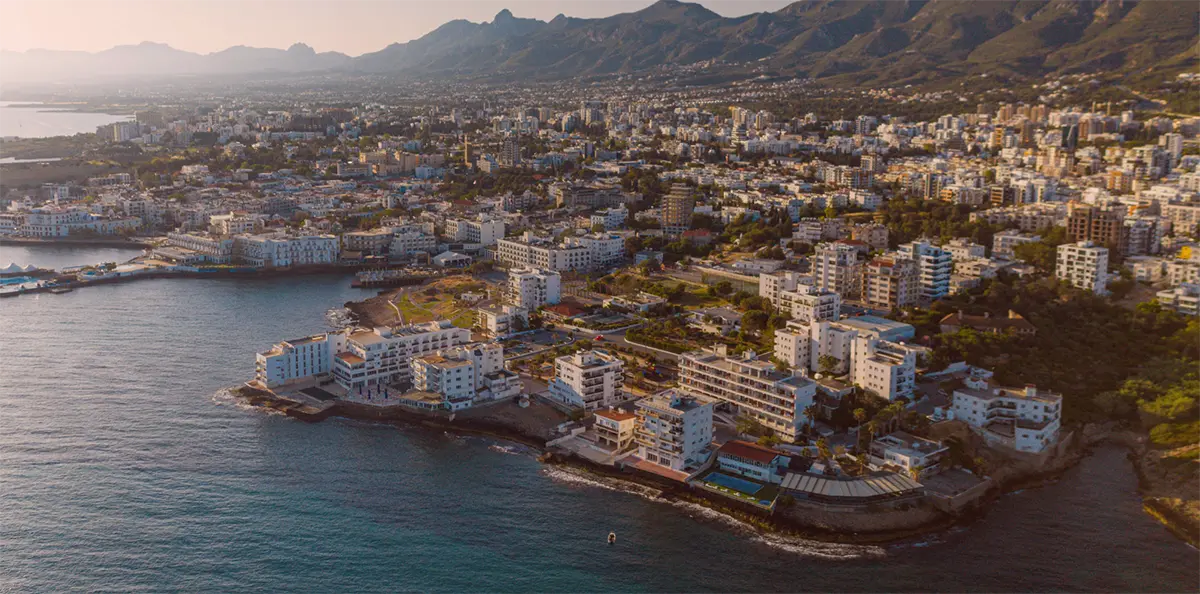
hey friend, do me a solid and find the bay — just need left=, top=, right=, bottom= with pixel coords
left=0, top=246, right=1195, bottom=592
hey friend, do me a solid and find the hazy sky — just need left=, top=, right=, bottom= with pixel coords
left=1, top=0, right=795, bottom=55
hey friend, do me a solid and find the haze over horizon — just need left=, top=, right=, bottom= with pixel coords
left=1, top=0, right=793, bottom=55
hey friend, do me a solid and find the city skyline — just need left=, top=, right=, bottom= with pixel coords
left=0, top=0, right=793, bottom=55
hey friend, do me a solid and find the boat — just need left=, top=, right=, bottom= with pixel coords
left=48, top=286, right=73, bottom=294
left=608, top=532, right=616, bottom=545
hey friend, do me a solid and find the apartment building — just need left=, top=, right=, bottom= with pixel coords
left=496, top=235, right=591, bottom=272
left=255, top=332, right=348, bottom=388
left=1066, top=203, right=1127, bottom=255
left=548, top=349, right=625, bottom=411
left=811, top=242, right=862, bottom=298
left=331, top=321, right=472, bottom=393
left=943, top=238, right=986, bottom=261
left=862, top=256, right=919, bottom=310
left=447, top=217, right=505, bottom=246
left=678, top=345, right=816, bottom=441
left=951, top=371, right=1062, bottom=453
left=868, top=432, right=948, bottom=477
left=759, top=270, right=802, bottom=307
left=477, top=305, right=528, bottom=337
left=849, top=335, right=917, bottom=401
left=850, top=223, right=889, bottom=251
left=1157, top=283, right=1200, bottom=316
left=992, top=230, right=1041, bottom=260
left=594, top=409, right=637, bottom=451
left=1056, top=241, right=1109, bottom=294
left=662, top=182, right=695, bottom=238
left=389, top=230, right=437, bottom=257
left=774, top=316, right=915, bottom=379
left=342, top=228, right=395, bottom=256
left=897, top=241, right=952, bottom=302
left=235, top=233, right=340, bottom=267
left=777, top=285, right=841, bottom=323
left=507, top=268, right=562, bottom=309
left=411, top=354, right=476, bottom=410
left=634, top=389, right=714, bottom=471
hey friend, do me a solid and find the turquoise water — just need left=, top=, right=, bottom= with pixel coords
left=0, top=247, right=1196, bottom=592
left=0, top=243, right=143, bottom=271
left=0, top=275, right=33, bottom=285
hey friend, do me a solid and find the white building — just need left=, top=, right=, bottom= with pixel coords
left=849, top=334, right=917, bottom=401
left=777, top=285, right=841, bottom=323
left=447, top=217, right=505, bottom=246
left=951, top=370, right=1062, bottom=454
left=774, top=316, right=916, bottom=384
left=507, top=268, right=562, bottom=309
left=992, top=230, right=1041, bottom=260
left=678, top=345, right=817, bottom=441
left=590, top=205, right=628, bottom=230
left=255, top=333, right=347, bottom=388
left=332, top=321, right=472, bottom=393
left=235, top=233, right=340, bottom=268
left=943, top=238, right=986, bottom=261
left=811, top=242, right=862, bottom=298
left=477, top=305, right=528, bottom=337
left=1157, top=283, right=1200, bottom=316
left=548, top=349, right=625, bottom=411
left=897, top=240, right=952, bottom=302
left=868, top=431, right=948, bottom=477
left=1056, top=241, right=1108, bottom=294
left=411, top=342, right=520, bottom=409
left=634, top=389, right=714, bottom=472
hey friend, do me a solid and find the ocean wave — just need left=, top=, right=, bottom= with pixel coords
left=542, top=467, right=883, bottom=560
left=210, top=387, right=286, bottom=417
left=488, top=444, right=530, bottom=456
left=325, top=307, right=355, bottom=329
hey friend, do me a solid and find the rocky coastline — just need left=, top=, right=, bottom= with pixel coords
left=228, top=382, right=1133, bottom=547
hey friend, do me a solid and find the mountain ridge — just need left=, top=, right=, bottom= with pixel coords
left=2, top=0, right=1195, bottom=86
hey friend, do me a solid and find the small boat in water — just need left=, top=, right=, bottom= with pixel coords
left=608, top=532, right=616, bottom=545
left=49, top=286, right=73, bottom=294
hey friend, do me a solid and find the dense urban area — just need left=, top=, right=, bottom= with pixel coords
left=2, top=41, right=1198, bottom=546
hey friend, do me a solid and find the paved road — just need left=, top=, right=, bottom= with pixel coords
left=556, top=324, right=681, bottom=362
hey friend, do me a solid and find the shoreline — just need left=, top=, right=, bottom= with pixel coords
left=0, top=236, right=153, bottom=248
left=230, top=383, right=1117, bottom=547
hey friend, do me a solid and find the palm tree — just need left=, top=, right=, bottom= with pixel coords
left=853, top=408, right=867, bottom=429
left=816, top=437, right=831, bottom=462
left=802, top=405, right=816, bottom=437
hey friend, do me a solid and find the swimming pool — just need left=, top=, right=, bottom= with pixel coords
left=0, top=276, right=33, bottom=286
left=704, top=472, right=763, bottom=496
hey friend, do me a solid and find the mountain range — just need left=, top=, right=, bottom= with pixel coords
left=2, top=0, right=1196, bottom=86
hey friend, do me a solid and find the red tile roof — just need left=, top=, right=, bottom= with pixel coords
left=717, top=440, right=785, bottom=464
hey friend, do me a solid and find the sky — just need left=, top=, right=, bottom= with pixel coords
left=0, top=0, right=795, bottom=55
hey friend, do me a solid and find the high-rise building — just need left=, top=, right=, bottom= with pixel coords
left=1066, top=203, right=1127, bottom=255
left=678, top=345, right=816, bottom=441
left=862, top=256, right=919, bottom=310
left=811, top=242, right=863, bottom=299
left=548, top=349, right=624, bottom=411
left=1056, top=241, right=1109, bottom=294
left=507, top=268, right=561, bottom=309
left=499, top=135, right=521, bottom=167
left=662, top=183, right=695, bottom=238
left=634, top=389, right=714, bottom=471
left=896, top=241, right=952, bottom=302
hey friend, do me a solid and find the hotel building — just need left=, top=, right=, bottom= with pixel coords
left=548, top=349, right=625, bottom=411
left=634, top=389, right=714, bottom=471
left=678, top=345, right=816, bottom=441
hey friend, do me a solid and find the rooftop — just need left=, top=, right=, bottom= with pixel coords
left=718, top=440, right=787, bottom=464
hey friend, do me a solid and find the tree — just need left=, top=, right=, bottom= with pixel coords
left=816, top=437, right=831, bottom=462
left=591, top=222, right=607, bottom=233
left=853, top=408, right=867, bottom=428
left=743, top=310, right=770, bottom=333
left=817, top=354, right=840, bottom=375
left=802, top=405, right=817, bottom=436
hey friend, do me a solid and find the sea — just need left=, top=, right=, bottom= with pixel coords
left=1, top=245, right=1196, bottom=593
left=0, top=101, right=133, bottom=139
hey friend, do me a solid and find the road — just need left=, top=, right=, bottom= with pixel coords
left=555, top=324, right=681, bottom=362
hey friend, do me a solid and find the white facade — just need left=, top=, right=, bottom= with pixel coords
left=811, top=242, right=862, bottom=298
left=236, top=233, right=340, bottom=268
left=255, top=333, right=347, bottom=388
left=777, top=285, right=841, bottom=323
left=1056, top=241, right=1108, bottom=294
left=332, top=321, right=472, bottom=393
left=992, top=230, right=1041, bottom=260
left=448, top=218, right=505, bottom=246
left=897, top=241, right=952, bottom=302
left=678, top=345, right=816, bottom=441
left=477, top=305, right=528, bottom=337
left=634, top=390, right=714, bottom=471
left=508, top=268, right=562, bottom=309
left=849, top=335, right=917, bottom=401
left=951, top=372, right=1062, bottom=454
left=548, top=350, right=625, bottom=411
